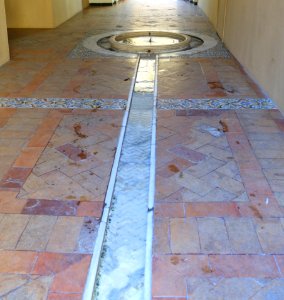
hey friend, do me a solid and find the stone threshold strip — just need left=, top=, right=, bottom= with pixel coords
left=83, top=56, right=157, bottom=300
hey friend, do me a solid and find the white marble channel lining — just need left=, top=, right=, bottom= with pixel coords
left=83, top=57, right=156, bottom=300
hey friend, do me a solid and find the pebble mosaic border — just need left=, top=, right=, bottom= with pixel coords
left=0, top=97, right=277, bottom=110
left=0, top=98, right=127, bottom=109
left=158, top=98, right=277, bottom=110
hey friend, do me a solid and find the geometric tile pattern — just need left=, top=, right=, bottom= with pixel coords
left=156, top=111, right=247, bottom=203
left=18, top=110, right=122, bottom=202
left=158, top=58, right=265, bottom=100
left=0, top=108, right=122, bottom=299
left=153, top=109, right=284, bottom=299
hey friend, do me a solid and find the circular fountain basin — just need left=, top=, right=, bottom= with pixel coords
left=109, top=31, right=191, bottom=54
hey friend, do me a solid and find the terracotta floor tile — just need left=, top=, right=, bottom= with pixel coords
left=27, top=129, right=54, bottom=148
left=46, top=216, right=84, bottom=253
left=2, top=167, right=32, bottom=182
left=152, top=255, right=209, bottom=297
left=155, top=203, right=185, bottom=218
left=16, top=215, right=57, bottom=251
left=209, top=255, right=280, bottom=278
left=50, top=255, right=91, bottom=293
left=48, top=293, right=82, bottom=300
left=0, top=250, right=37, bottom=274
left=32, top=252, right=87, bottom=275
left=185, top=202, right=240, bottom=217
left=13, top=147, right=44, bottom=168
left=22, top=199, right=78, bottom=216
left=76, top=201, right=104, bottom=218
left=170, top=218, right=200, bottom=254
left=0, top=214, right=30, bottom=249
left=153, top=218, right=171, bottom=254
left=0, top=191, right=27, bottom=213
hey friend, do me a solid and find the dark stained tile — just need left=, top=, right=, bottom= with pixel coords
left=22, top=199, right=79, bottom=216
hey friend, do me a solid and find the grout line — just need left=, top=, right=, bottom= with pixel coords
left=274, top=255, right=283, bottom=277
left=82, top=57, right=141, bottom=300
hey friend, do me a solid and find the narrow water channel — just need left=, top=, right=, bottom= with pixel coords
left=83, top=57, right=157, bottom=300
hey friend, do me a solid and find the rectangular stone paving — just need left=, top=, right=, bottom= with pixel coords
left=0, top=108, right=122, bottom=298
left=153, top=109, right=284, bottom=299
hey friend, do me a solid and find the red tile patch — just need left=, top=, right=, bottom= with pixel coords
left=22, top=199, right=79, bottom=216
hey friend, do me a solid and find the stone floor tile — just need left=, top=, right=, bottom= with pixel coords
left=169, top=145, right=207, bottom=163
left=0, top=251, right=37, bottom=274
left=0, top=274, right=30, bottom=297
left=153, top=218, right=171, bottom=254
left=27, top=129, right=55, bottom=148
left=225, top=217, right=262, bottom=254
left=156, top=176, right=183, bottom=200
left=195, top=187, right=239, bottom=203
left=152, top=255, right=209, bottom=297
left=50, top=255, right=91, bottom=294
left=76, top=201, right=104, bottom=217
left=185, top=157, right=225, bottom=178
left=2, top=166, right=29, bottom=181
left=47, top=293, right=82, bottom=300
left=56, top=143, right=88, bottom=162
left=269, top=180, right=284, bottom=193
left=170, top=218, right=200, bottom=254
left=157, top=157, right=193, bottom=178
left=198, top=217, right=231, bottom=254
left=202, top=171, right=245, bottom=195
left=238, top=202, right=284, bottom=220
left=32, top=252, right=87, bottom=275
left=186, top=203, right=240, bottom=217
left=16, top=215, right=57, bottom=251
left=0, top=214, right=30, bottom=249
left=209, top=255, right=280, bottom=278
left=154, top=203, right=185, bottom=218
left=0, top=191, right=27, bottom=214
left=75, top=217, right=99, bottom=254
left=26, top=170, right=95, bottom=202
left=13, top=147, right=44, bottom=168
left=22, top=199, right=78, bottom=216
left=175, top=172, right=214, bottom=197
left=46, top=216, right=84, bottom=253
left=186, top=277, right=284, bottom=300
left=255, top=219, right=284, bottom=254
left=197, top=144, right=232, bottom=162
left=72, top=171, right=108, bottom=198
left=2, top=275, right=52, bottom=300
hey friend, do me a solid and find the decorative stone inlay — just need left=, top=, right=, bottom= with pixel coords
left=0, top=98, right=127, bottom=109
left=158, top=98, right=277, bottom=110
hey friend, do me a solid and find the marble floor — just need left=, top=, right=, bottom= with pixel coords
left=0, top=0, right=283, bottom=299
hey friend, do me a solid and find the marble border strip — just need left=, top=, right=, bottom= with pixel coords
left=158, top=98, right=277, bottom=110
left=144, top=55, right=158, bottom=300
left=0, top=98, right=127, bottom=110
